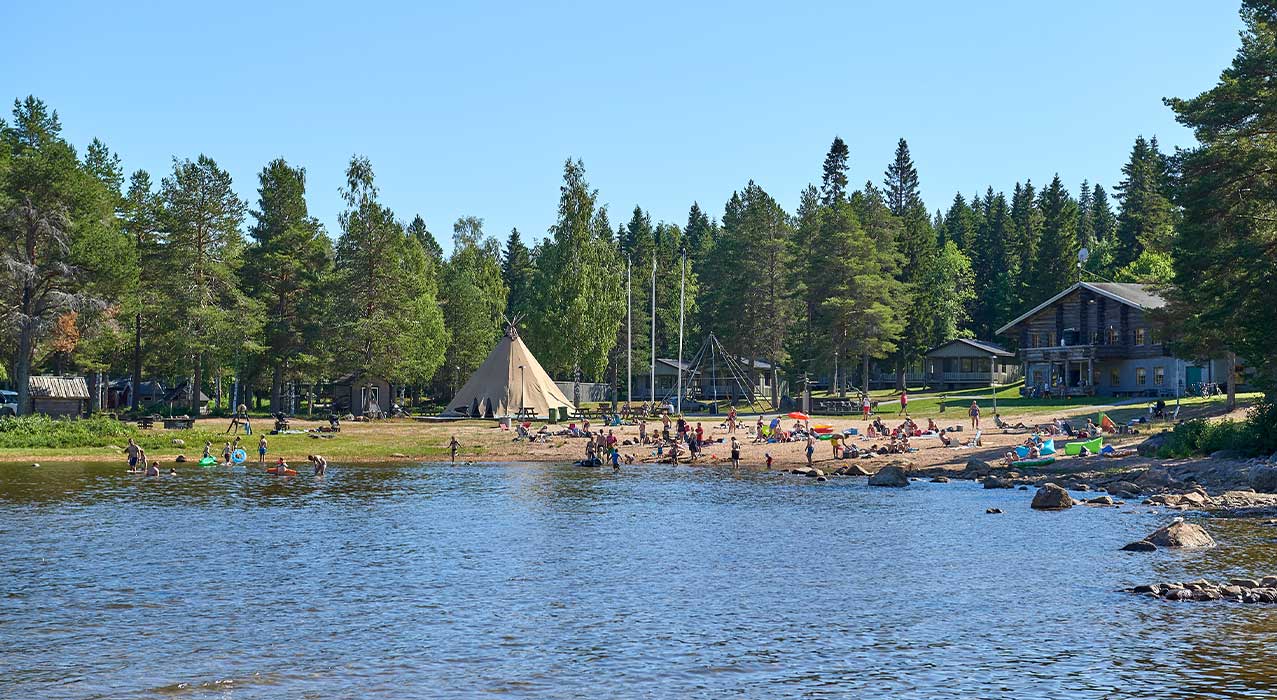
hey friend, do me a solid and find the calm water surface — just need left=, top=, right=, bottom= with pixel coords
left=3, top=461, right=1277, bottom=699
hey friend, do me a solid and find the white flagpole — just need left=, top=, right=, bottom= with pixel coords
left=651, top=252, right=656, bottom=407
left=677, top=246, right=686, bottom=415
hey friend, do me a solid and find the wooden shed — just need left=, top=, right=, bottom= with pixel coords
left=332, top=372, right=391, bottom=418
left=28, top=375, right=90, bottom=417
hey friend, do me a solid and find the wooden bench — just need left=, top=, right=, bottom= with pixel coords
left=162, top=417, right=194, bottom=430
left=136, top=415, right=156, bottom=429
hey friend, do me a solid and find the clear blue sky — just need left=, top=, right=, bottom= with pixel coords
left=5, top=1, right=1243, bottom=254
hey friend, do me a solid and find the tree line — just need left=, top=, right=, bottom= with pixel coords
left=1, top=1, right=1272, bottom=415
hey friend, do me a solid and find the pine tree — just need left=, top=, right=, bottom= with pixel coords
left=159, top=154, right=261, bottom=413
left=406, top=215, right=443, bottom=263
left=883, top=138, right=921, bottom=216
left=244, top=158, right=333, bottom=411
left=943, top=193, right=978, bottom=253
left=121, top=169, right=162, bottom=409
left=0, top=97, right=129, bottom=414
left=1165, top=0, right=1277, bottom=397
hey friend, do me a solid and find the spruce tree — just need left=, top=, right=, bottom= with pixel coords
left=1029, top=175, right=1081, bottom=300
left=406, top=215, right=443, bottom=263
left=1113, top=135, right=1176, bottom=268
left=501, top=227, right=535, bottom=320
left=820, top=136, right=850, bottom=206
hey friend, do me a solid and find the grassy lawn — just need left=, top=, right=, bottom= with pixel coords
left=0, top=417, right=490, bottom=464
left=802, top=383, right=1261, bottom=421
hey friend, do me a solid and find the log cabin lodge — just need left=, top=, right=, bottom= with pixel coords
left=996, top=281, right=1232, bottom=398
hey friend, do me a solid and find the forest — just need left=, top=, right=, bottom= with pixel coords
left=1, top=2, right=1274, bottom=420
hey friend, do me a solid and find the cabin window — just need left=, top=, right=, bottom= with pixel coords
left=960, top=358, right=973, bottom=373
left=1106, top=327, right=1119, bottom=345
left=1033, top=370, right=1044, bottom=386
left=1047, top=331, right=1057, bottom=346
left=1135, top=328, right=1146, bottom=346
left=1110, top=367, right=1120, bottom=386
left=1136, top=368, right=1147, bottom=386
left=1150, top=327, right=1161, bottom=345
left=1154, top=366, right=1165, bottom=385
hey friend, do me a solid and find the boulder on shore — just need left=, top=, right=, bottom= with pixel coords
left=843, top=464, right=872, bottom=476
left=1250, top=466, right=1277, bottom=494
left=868, top=465, right=909, bottom=487
left=174, top=454, right=187, bottom=463
left=1106, top=481, right=1142, bottom=498
left=983, top=476, right=1014, bottom=489
left=1031, top=483, right=1074, bottom=510
left=1144, top=518, right=1216, bottom=548
left=965, top=459, right=993, bottom=473
left=1137, top=432, right=1168, bottom=457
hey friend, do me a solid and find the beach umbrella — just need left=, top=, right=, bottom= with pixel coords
left=787, top=411, right=809, bottom=420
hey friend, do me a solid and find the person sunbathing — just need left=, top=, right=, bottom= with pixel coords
left=938, top=431, right=952, bottom=447
left=994, top=414, right=1030, bottom=430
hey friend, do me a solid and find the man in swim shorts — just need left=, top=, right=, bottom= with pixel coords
left=125, top=438, right=140, bottom=471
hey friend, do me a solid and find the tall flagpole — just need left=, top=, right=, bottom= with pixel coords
left=650, top=252, right=656, bottom=407
left=677, top=245, right=686, bottom=415
left=626, top=259, right=632, bottom=405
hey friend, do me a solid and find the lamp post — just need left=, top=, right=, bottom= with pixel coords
left=518, top=365, right=525, bottom=415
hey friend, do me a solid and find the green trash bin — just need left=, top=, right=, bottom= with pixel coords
left=558, top=406, right=569, bottom=422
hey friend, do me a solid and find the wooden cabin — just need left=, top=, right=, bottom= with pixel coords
left=922, top=339, right=1020, bottom=390
left=332, top=372, right=391, bottom=417
left=997, top=282, right=1229, bottom=397
left=28, top=375, right=90, bottom=417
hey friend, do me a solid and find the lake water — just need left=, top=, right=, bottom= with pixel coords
left=3, top=461, right=1277, bottom=699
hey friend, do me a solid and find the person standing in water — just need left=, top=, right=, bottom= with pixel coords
left=730, top=436, right=741, bottom=469
left=448, top=436, right=460, bottom=463
left=308, top=455, right=327, bottom=476
left=125, top=438, right=141, bottom=471
left=257, top=435, right=268, bottom=467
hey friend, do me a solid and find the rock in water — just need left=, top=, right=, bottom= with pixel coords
left=868, top=465, right=909, bottom=487
left=930, top=476, right=950, bottom=483
left=1144, top=518, right=1216, bottom=548
left=986, top=508, right=1003, bottom=514
left=1250, top=466, right=1277, bottom=494
left=1086, top=495, right=1116, bottom=506
left=175, top=454, right=187, bottom=463
left=983, top=476, right=1014, bottom=489
left=1031, top=483, right=1074, bottom=510
left=844, top=464, right=872, bottom=476
left=1121, top=540, right=1158, bottom=552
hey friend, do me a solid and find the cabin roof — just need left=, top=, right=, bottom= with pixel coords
left=925, top=338, right=1015, bottom=357
left=29, top=375, right=91, bottom=400
left=996, top=282, right=1166, bottom=336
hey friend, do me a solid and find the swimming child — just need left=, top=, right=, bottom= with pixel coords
left=765, top=452, right=773, bottom=470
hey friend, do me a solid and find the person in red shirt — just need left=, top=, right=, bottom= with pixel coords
left=899, top=390, right=909, bottom=417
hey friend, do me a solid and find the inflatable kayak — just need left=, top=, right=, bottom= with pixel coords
left=1011, top=456, right=1056, bottom=468
left=266, top=467, right=297, bottom=476
left=198, top=456, right=217, bottom=467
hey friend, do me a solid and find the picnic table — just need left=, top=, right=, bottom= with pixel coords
left=514, top=408, right=537, bottom=421
left=136, top=415, right=156, bottom=429
left=162, top=417, right=194, bottom=430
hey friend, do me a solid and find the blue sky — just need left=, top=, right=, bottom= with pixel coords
left=5, top=1, right=1243, bottom=254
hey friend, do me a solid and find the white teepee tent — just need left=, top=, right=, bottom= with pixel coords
left=442, top=324, right=575, bottom=419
